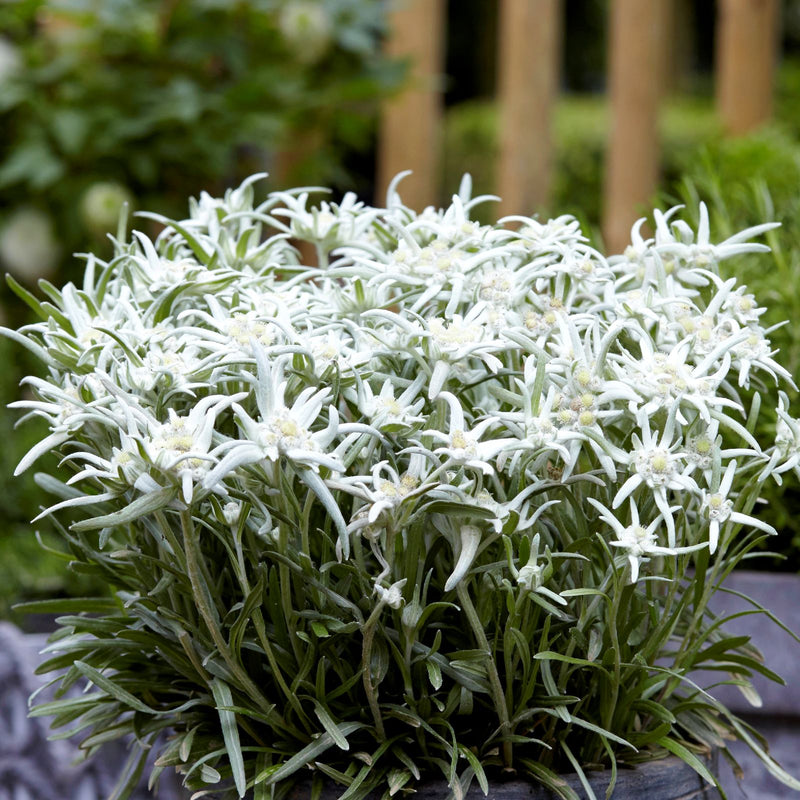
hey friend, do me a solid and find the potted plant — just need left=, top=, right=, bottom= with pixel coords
left=3, top=173, right=800, bottom=800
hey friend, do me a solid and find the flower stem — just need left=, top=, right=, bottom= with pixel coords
left=362, top=602, right=387, bottom=740
left=602, top=577, right=624, bottom=738
left=456, top=581, right=513, bottom=769
left=180, top=509, right=273, bottom=713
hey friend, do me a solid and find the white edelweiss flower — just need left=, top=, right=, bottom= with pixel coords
left=9, top=374, right=114, bottom=475
left=657, top=201, right=779, bottom=273
left=498, top=383, right=571, bottom=474
left=614, top=408, right=698, bottom=547
left=509, top=215, right=584, bottom=251
left=303, top=327, right=368, bottom=375
left=271, top=192, right=372, bottom=253
left=424, top=391, right=520, bottom=475
left=684, top=423, right=719, bottom=476
left=760, top=392, right=800, bottom=485
left=624, top=335, right=739, bottom=423
left=478, top=266, right=517, bottom=307
left=186, top=191, right=226, bottom=235
left=350, top=374, right=426, bottom=433
left=143, top=395, right=244, bottom=504
left=335, top=457, right=429, bottom=530
left=367, top=230, right=494, bottom=314
left=722, top=286, right=767, bottom=327
left=729, top=325, right=792, bottom=388
left=129, top=231, right=211, bottom=293
left=425, top=304, right=509, bottom=398
left=701, top=461, right=776, bottom=553
left=222, top=500, right=242, bottom=527
left=589, top=498, right=706, bottom=583
left=202, top=349, right=375, bottom=559
left=139, top=344, right=206, bottom=392
left=206, top=373, right=342, bottom=486
left=64, top=393, right=244, bottom=505
left=177, top=293, right=295, bottom=359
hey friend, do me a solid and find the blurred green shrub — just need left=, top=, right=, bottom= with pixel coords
left=442, top=95, right=719, bottom=227
left=0, top=0, right=401, bottom=281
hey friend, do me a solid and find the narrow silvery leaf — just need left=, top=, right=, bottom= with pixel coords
left=71, top=487, right=175, bottom=530
left=445, top=525, right=482, bottom=592
left=299, top=468, right=350, bottom=559
left=211, top=678, right=247, bottom=798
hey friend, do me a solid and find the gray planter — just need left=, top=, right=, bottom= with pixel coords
left=706, top=570, right=800, bottom=800
left=287, top=755, right=718, bottom=799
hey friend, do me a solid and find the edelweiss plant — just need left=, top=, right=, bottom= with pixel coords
left=4, top=174, right=800, bottom=799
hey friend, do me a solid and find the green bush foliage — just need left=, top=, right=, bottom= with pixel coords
left=0, top=0, right=400, bottom=279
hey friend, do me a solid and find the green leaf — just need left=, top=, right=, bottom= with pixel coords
left=630, top=699, right=676, bottom=724
left=298, top=468, right=350, bottom=559
left=518, top=758, right=580, bottom=800
left=534, top=651, right=611, bottom=677
left=426, top=659, right=443, bottom=690
left=420, top=500, right=495, bottom=520
left=6, top=274, right=46, bottom=319
left=211, top=678, right=247, bottom=798
left=107, top=745, right=149, bottom=800
left=560, top=738, right=597, bottom=800
left=13, top=597, right=118, bottom=614
left=657, top=737, right=717, bottom=787
left=728, top=717, right=800, bottom=790
left=135, top=212, right=215, bottom=265
left=563, top=712, right=637, bottom=751
left=201, top=765, right=222, bottom=783
left=29, top=692, right=109, bottom=720
left=73, top=661, right=157, bottom=715
left=71, top=488, right=175, bottom=531
left=313, top=702, right=351, bottom=751
left=458, top=746, right=489, bottom=795
left=256, top=722, right=364, bottom=786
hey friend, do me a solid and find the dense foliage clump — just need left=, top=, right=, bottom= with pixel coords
left=5, top=175, right=800, bottom=798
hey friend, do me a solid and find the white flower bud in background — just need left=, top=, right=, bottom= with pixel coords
left=0, top=38, right=21, bottom=84
left=80, top=181, right=135, bottom=237
left=374, top=578, right=407, bottom=610
left=0, top=208, right=60, bottom=281
left=279, top=1, right=333, bottom=63
left=223, top=501, right=242, bottom=527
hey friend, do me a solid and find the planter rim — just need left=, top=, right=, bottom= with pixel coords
left=287, top=753, right=717, bottom=799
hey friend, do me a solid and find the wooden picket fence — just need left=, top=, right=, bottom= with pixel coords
left=377, top=0, right=780, bottom=253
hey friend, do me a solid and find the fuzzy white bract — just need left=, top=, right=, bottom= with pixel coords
left=3, top=174, right=793, bottom=588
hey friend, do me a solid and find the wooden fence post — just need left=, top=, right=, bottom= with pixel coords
left=496, top=0, right=562, bottom=219
left=602, top=0, right=668, bottom=254
left=377, top=0, right=446, bottom=211
left=716, top=0, right=780, bottom=135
